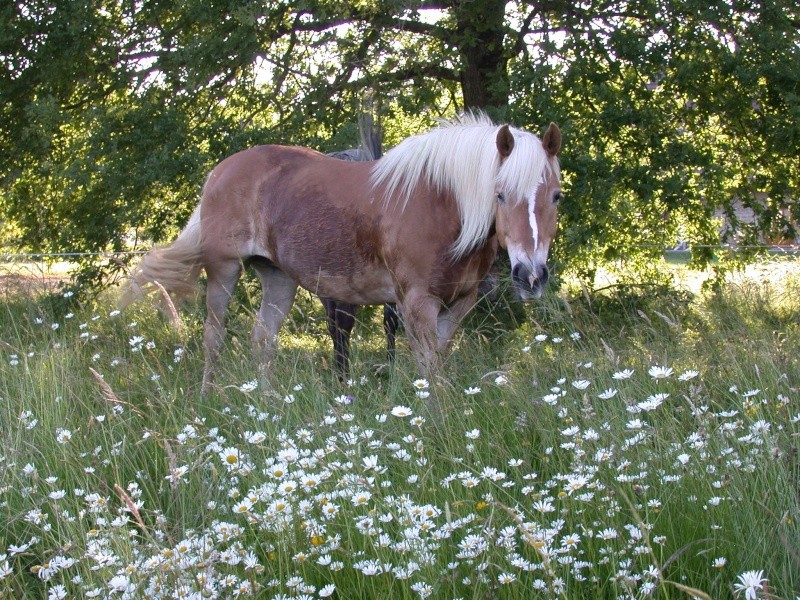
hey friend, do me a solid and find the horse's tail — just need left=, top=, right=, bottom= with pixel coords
left=119, top=206, right=204, bottom=310
left=327, top=112, right=383, bottom=162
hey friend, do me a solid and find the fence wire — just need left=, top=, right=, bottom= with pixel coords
left=0, top=251, right=144, bottom=296
left=1, top=246, right=797, bottom=297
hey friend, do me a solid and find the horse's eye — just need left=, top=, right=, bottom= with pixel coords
left=553, top=191, right=562, bottom=204
left=497, top=192, right=507, bottom=204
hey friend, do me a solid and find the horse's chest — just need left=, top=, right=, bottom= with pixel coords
left=430, top=243, right=497, bottom=303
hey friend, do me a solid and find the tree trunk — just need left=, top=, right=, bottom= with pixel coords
left=452, top=0, right=509, bottom=115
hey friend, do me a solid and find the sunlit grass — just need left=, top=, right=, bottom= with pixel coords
left=1, top=258, right=798, bottom=599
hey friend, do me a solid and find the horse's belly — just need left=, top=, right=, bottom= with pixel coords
left=296, top=269, right=397, bottom=305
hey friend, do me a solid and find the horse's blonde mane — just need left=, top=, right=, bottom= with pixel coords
left=371, top=112, right=555, bottom=258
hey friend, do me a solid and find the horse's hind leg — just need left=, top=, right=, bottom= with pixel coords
left=383, top=303, right=400, bottom=363
left=203, top=261, right=242, bottom=394
left=322, top=298, right=357, bottom=381
left=250, top=261, right=298, bottom=377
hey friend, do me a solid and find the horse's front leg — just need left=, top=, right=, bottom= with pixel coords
left=203, top=263, right=242, bottom=394
left=436, top=291, right=478, bottom=351
left=399, top=291, right=441, bottom=378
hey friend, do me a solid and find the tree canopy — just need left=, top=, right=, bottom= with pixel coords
left=1, top=0, right=798, bottom=289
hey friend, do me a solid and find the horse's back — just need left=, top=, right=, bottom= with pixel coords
left=199, top=145, right=395, bottom=303
left=203, top=145, right=376, bottom=215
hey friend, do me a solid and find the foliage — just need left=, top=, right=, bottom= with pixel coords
left=510, top=0, right=800, bottom=283
left=1, top=259, right=799, bottom=598
left=0, top=0, right=798, bottom=291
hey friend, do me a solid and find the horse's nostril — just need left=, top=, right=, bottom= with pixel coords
left=513, top=263, right=548, bottom=288
left=512, top=263, right=527, bottom=286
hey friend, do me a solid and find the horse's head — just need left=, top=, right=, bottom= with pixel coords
left=494, top=122, right=562, bottom=301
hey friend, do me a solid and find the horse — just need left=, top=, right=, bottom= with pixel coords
left=122, top=113, right=562, bottom=396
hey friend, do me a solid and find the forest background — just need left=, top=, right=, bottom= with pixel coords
left=1, top=0, right=798, bottom=291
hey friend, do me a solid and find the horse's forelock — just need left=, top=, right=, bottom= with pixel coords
left=496, top=130, right=554, bottom=204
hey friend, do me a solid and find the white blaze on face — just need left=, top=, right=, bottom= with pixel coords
left=530, top=202, right=538, bottom=255
left=529, top=198, right=551, bottom=265
left=527, top=175, right=550, bottom=268
left=506, top=180, right=542, bottom=275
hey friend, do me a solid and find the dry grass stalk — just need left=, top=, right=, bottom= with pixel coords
left=114, top=483, right=147, bottom=532
left=153, top=279, right=182, bottom=331
left=88, top=367, right=144, bottom=416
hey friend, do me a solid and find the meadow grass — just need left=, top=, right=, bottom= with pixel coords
left=1, top=258, right=799, bottom=599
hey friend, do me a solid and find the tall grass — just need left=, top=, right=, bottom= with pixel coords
left=1, top=259, right=798, bottom=599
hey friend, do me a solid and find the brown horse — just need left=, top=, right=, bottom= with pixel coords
left=123, top=114, right=562, bottom=394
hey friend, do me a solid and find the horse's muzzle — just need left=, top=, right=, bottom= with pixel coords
left=512, top=263, right=549, bottom=301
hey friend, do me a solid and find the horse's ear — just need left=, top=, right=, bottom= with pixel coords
left=542, top=122, right=562, bottom=157
left=496, top=125, right=515, bottom=159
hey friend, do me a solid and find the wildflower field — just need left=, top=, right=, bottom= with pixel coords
left=1, top=259, right=799, bottom=599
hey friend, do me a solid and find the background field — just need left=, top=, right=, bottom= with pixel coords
left=1, top=257, right=798, bottom=599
